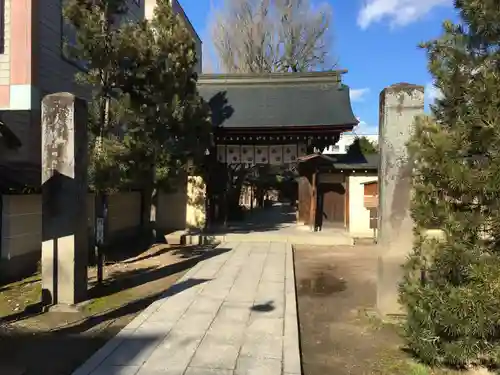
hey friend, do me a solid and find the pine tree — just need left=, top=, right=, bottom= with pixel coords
left=119, top=0, right=212, bottom=238
left=63, top=0, right=145, bottom=282
left=63, top=0, right=138, bottom=192
left=399, top=0, right=500, bottom=367
left=346, top=136, right=377, bottom=156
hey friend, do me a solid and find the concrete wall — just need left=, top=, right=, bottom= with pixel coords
left=348, top=174, right=378, bottom=237
left=157, top=189, right=188, bottom=232
left=107, top=191, right=142, bottom=240
left=0, top=192, right=140, bottom=279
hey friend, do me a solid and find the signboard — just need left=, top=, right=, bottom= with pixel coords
left=96, top=218, right=104, bottom=245
left=369, top=208, right=378, bottom=230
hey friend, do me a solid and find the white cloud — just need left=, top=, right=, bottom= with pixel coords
left=357, top=0, right=450, bottom=29
left=353, top=117, right=379, bottom=135
left=350, top=88, right=370, bottom=102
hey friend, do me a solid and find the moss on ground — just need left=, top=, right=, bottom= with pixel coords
left=0, top=274, right=41, bottom=319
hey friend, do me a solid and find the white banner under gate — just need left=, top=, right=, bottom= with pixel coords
left=215, top=143, right=307, bottom=165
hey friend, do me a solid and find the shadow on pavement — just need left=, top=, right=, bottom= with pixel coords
left=210, top=203, right=297, bottom=234
left=0, top=247, right=231, bottom=325
left=0, top=277, right=210, bottom=375
left=89, top=247, right=231, bottom=299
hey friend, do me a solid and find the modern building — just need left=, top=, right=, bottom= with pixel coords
left=323, top=133, right=378, bottom=154
left=0, top=0, right=201, bottom=167
left=0, top=0, right=202, bottom=280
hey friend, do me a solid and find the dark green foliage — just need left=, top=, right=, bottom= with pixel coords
left=119, top=0, right=212, bottom=189
left=399, top=0, right=500, bottom=368
left=63, top=0, right=212, bottom=193
left=346, top=136, right=377, bottom=156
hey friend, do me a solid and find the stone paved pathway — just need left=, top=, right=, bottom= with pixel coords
left=73, top=242, right=301, bottom=375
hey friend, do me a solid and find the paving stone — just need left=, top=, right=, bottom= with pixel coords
left=217, top=267, right=242, bottom=281
left=136, top=369, right=183, bottom=375
left=285, top=299, right=297, bottom=318
left=225, top=288, right=258, bottom=303
left=255, top=281, right=285, bottom=304
left=283, top=339, right=301, bottom=374
left=246, top=317, right=283, bottom=337
left=174, top=312, right=216, bottom=334
left=72, top=328, right=136, bottom=375
left=234, top=357, right=282, bottom=375
left=249, top=302, right=284, bottom=319
left=261, top=272, right=285, bottom=283
left=147, top=305, right=188, bottom=323
left=193, top=265, right=224, bottom=279
left=240, top=334, right=283, bottom=359
left=184, top=367, right=233, bottom=375
left=73, top=241, right=301, bottom=375
left=189, top=337, right=240, bottom=370
left=205, top=320, right=247, bottom=345
left=186, top=296, right=223, bottom=316
left=101, top=334, right=165, bottom=366
left=141, top=331, right=201, bottom=372
left=269, top=242, right=286, bottom=253
left=200, top=287, right=231, bottom=300
left=135, top=320, right=175, bottom=335
left=214, top=302, right=252, bottom=323
left=89, top=365, right=141, bottom=375
left=284, top=314, right=299, bottom=339
left=125, top=312, right=151, bottom=331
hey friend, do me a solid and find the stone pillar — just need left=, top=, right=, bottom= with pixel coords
left=41, top=93, right=88, bottom=307
left=186, top=175, right=206, bottom=229
left=377, top=83, right=424, bottom=315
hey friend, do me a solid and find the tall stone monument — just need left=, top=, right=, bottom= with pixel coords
left=41, top=93, right=88, bottom=307
left=377, top=83, right=425, bottom=315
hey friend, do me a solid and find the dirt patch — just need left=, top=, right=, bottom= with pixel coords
left=0, top=243, right=224, bottom=375
left=294, top=245, right=463, bottom=375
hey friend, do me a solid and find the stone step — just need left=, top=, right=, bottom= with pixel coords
left=181, top=232, right=354, bottom=246
left=164, top=230, right=187, bottom=245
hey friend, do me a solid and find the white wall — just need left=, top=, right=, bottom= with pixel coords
left=348, top=174, right=377, bottom=236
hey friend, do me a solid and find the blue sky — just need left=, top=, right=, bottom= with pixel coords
left=178, top=0, right=457, bottom=135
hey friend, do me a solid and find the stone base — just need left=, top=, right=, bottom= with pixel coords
left=164, top=230, right=187, bottom=245
left=376, top=251, right=407, bottom=316
left=43, top=303, right=83, bottom=313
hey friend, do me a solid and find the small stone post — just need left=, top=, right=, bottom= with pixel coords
left=41, top=93, right=88, bottom=307
left=186, top=175, right=206, bottom=229
left=377, top=83, right=424, bottom=315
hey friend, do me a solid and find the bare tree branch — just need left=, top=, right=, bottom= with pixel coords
left=209, top=0, right=334, bottom=73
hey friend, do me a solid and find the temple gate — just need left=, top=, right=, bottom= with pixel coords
left=196, top=71, right=359, bottom=229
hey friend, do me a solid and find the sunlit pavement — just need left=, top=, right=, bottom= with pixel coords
left=73, top=242, right=301, bottom=375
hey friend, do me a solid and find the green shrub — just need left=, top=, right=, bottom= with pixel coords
left=399, top=0, right=500, bottom=368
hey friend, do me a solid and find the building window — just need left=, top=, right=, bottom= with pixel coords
left=0, top=0, right=4, bottom=54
